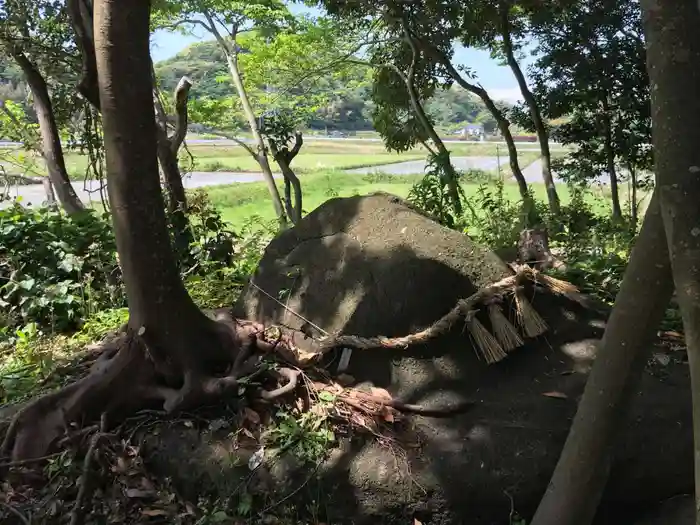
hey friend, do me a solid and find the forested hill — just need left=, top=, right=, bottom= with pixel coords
left=0, top=38, right=502, bottom=133
left=154, top=39, right=501, bottom=132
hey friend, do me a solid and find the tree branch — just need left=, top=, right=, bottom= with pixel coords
left=67, top=0, right=100, bottom=109
left=289, top=131, right=303, bottom=162
left=170, top=76, right=193, bottom=154
left=202, top=11, right=232, bottom=54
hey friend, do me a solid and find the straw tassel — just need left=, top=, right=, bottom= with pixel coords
left=514, top=287, right=548, bottom=338
left=465, top=310, right=507, bottom=364
left=487, top=300, right=524, bottom=351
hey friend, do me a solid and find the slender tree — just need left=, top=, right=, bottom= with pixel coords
left=0, top=0, right=85, bottom=214
left=153, top=0, right=290, bottom=224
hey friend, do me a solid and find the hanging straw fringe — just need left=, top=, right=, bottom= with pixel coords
left=514, top=287, right=548, bottom=338
left=311, top=265, right=579, bottom=364
left=465, top=311, right=507, bottom=364
left=486, top=301, right=524, bottom=351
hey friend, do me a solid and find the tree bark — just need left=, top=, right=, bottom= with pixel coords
left=270, top=132, right=304, bottom=224
left=9, top=50, right=85, bottom=215
left=529, top=191, right=674, bottom=525
left=94, top=0, right=220, bottom=365
left=499, top=6, right=560, bottom=216
left=641, top=0, right=700, bottom=519
left=601, top=96, right=622, bottom=220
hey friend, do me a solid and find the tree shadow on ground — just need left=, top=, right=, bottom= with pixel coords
left=209, top=193, right=693, bottom=524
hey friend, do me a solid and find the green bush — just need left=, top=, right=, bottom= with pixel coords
left=0, top=192, right=271, bottom=337
left=0, top=203, right=123, bottom=334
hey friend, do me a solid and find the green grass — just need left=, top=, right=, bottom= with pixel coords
left=204, top=169, right=598, bottom=227
left=1, top=137, right=564, bottom=180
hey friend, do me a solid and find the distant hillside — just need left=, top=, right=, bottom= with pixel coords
left=155, top=39, right=501, bottom=133
left=155, top=39, right=230, bottom=100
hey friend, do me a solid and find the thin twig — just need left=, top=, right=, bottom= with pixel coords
left=0, top=451, right=64, bottom=469
left=69, top=414, right=108, bottom=525
left=0, top=501, right=30, bottom=525
left=249, top=281, right=329, bottom=336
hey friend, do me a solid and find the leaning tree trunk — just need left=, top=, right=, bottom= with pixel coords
left=10, top=50, right=85, bottom=215
left=601, top=96, right=622, bottom=220
left=404, top=77, right=463, bottom=216
left=500, top=7, right=560, bottom=217
left=420, top=41, right=534, bottom=223
left=529, top=191, right=674, bottom=525
left=154, top=75, right=194, bottom=257
left=225, top=53, right=286, bottom=224
left=399, top=25, right=463, bottom=216
left=642, top=0, right=700, bottom=518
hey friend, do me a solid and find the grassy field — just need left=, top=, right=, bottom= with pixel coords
left=204, top=169, right=615, bottom=227
left=1, top=138, right=560, bottom=180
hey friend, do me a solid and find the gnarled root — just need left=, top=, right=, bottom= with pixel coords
left=0, top=315, right=306, bottom=463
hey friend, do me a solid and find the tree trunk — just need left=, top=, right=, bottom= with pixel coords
left=225, top=54, right=286, bottom=224
left=10, top=51, right=85, bottom=215
left=530, top=191, right=674, bottom=525
left=601, top=96, right=622, bottom=220
left=270, top=133, right=304, bottom=225
left=479, top=89, right=535, bottom=223
left=641, top=0, right=700, bottom=519
left=629, top=164, right=638, bottom=230
left=402, top=73, right=463, bottom=216
left=94, top=0, right=220, bottom=362
left=0, top=0, right=295, bottom=463
left=500, top=7, right=560, bottom=216
left=154, top=76, right=193, bottom=257
left=418, top=41, right=533, bottom=223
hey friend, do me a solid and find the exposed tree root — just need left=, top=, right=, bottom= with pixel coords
left=0, top=269, right=581, bottom=464
left=0, top=313, right=313, bottom=463
left=69, top=414, right=107, bottom=525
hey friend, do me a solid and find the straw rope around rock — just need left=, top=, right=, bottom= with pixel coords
left=317, top=265, right=580, bottom=364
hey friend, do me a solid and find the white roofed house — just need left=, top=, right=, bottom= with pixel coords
left=455, top=123, right=485, bottom=141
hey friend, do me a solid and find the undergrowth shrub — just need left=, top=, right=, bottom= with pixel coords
left=407, top=152, right=465, bottom=227
left=0, top=203, right=122, bottom=335
left=1, top=192, right=272, bottom=337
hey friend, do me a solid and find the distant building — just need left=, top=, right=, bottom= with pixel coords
left=455, top=123, right=485, bottom=141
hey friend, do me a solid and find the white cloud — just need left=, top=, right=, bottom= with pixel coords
left=487, top=87, right=524, bottom=105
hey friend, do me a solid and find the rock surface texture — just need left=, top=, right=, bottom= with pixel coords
left=153, top=193, right=691, bottom=524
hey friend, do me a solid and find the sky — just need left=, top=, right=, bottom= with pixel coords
left=149, top=4, right=534, bottom=104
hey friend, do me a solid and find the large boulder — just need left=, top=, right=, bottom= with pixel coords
left=171, top=192, right=690, bottom=524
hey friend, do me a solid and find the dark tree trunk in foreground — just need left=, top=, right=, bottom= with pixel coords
left=642, top=0, right=700, bottom=517
left=530, top=191, right=674, bottom=525
left=0, top=0, right=266, bottom=462
left=10, top=50, right=85, bottom=215
left=499, top=7, right=560, bottom=217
